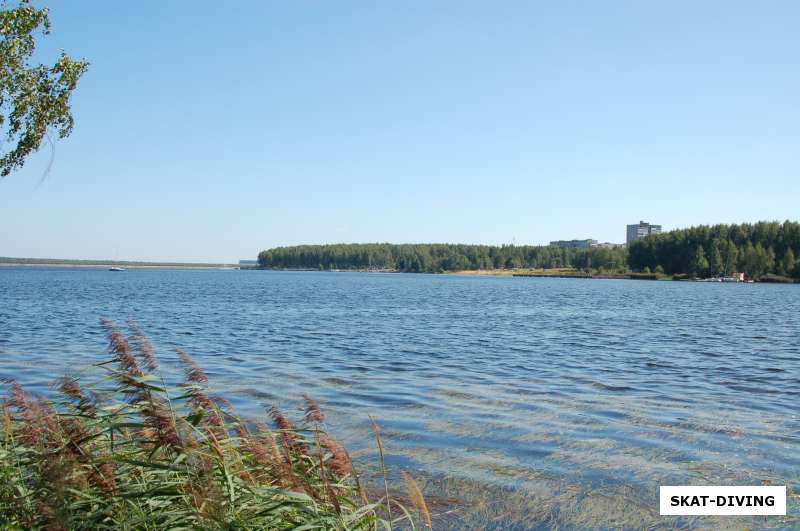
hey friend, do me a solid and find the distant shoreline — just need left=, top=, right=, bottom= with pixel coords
left=254, top=266, right=639, bottom=278
left=253, top=267, right=797, bottom=283
left=6, top=262, right=794, bottom=282
left=0, top=257, right=236, bottom=270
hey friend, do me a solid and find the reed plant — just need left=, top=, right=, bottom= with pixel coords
left=0, top=319, right=428, bottom=530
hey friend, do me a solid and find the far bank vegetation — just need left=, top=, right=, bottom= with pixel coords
left=257, top=221, right=799, bottom=281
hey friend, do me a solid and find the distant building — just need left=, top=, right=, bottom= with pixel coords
left=626, top=221, right=662, bottom=245
left=549, top=239, right=598, bottom=249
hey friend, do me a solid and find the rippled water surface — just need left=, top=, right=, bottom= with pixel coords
left=1, top=268, right=799, bottom=528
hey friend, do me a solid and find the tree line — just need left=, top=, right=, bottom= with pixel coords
left=627, top=220, right=800, bottom=279
left=257, top=243, right=628, bottom=273
left=258, top=221, right=800, bottom=280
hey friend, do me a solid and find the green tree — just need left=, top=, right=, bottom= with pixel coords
left=720, top=239, right=739, bottom=275
left=751, top=244, right=770, bottom=279
left=689, top=245, right=709, bottom=278
left=707, top=240, right=723, bottom=276
left=738, top=242, right=756, bottom=278
left=1, top=0, right=88, bottom=177
left=781, top=248, right=796, bottom=278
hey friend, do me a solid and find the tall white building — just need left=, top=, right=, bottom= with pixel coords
left=626, top=221, right=662, bottom=245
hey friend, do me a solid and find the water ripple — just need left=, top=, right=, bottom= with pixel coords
left=1, top=268, right=799, bottom=527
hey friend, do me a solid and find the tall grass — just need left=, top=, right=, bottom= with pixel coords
left=0, top=319, right=427, bottom=530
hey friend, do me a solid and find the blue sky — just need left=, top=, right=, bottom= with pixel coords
left=1, top=1, right=798, bottom=263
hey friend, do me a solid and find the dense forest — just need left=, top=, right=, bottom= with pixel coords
left=627, top=221, right=800, bottom=280
left=258, top=221, right=800, bottom=280
left=257, top=243, right=627, bottom=273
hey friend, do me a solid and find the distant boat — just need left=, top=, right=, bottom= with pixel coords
left=110, top=247, right=125, bottom=271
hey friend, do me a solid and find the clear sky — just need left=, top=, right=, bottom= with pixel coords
left=1, top=1, right=798, bottom=263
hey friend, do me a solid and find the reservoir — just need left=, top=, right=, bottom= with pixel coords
left=1, top=267, right=798, bottom=528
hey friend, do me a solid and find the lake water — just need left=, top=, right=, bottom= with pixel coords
left=1, top=267, right=799, bottom=528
